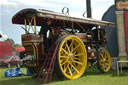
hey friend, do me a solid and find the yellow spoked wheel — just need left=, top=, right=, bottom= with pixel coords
left=97, top=49, right=111, bottom=73
left=56, top=35, right=87, bottom=80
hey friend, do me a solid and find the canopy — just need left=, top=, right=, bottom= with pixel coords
left=12, top=8, right=115, bottom=28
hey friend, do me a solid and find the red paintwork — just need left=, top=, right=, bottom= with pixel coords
left=0, top=56, right=21, bottom=66
left=15, top=47, right=25, bottom=52
left=125, top=11, right=128, bottom=57
left=0, top=42, right=12, bottom=59
left=5, top=59, right=21, bottom=62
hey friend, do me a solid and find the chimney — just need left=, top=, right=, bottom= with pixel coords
left=86, top=0, right=92, bottom=18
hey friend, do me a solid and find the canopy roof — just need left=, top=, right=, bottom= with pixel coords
left=12, top=8, right=115, bottom=27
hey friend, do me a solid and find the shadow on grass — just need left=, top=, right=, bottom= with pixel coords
left=0, top=73, right=61, bottom=85
left=83, top=66, right=128, bottom=77
left=0, top=67, right=128, bottom=85
left=46, top=66, right=128, bottom=83
left=0, top=76, right=43, bottom=85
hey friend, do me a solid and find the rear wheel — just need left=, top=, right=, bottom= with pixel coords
left=97, top=49, right=111, bottom=73
left=56, top=35, right=87, bottom=80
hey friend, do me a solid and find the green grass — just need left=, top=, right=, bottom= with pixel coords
left=0, top=67, right=128, bottom=85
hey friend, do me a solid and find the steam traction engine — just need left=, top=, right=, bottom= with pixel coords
left=12, top=8, right=114, bottom=83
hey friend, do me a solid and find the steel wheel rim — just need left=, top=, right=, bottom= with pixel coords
left=58, top=35, right=87, bottom=79
left=99, top=49, right=111, bottom=72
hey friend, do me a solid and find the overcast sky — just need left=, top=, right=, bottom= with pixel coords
left=0, top=0, right=114, bottom=44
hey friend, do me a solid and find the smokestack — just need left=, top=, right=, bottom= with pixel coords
left=86, top=0, right=92, bottom=18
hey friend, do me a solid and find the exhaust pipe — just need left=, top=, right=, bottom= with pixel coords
left=86, top=0, right=92, bottom=18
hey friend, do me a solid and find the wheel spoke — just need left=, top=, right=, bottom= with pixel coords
left=60, top=56, right=68, bottom=58
left=68, top=65, right=73, bottom=76
left=71, top=44, right=80, bottom=53
left=103, top=52, right=108, bottom=58
left=72, top=65, right=80, bottom=74
left=70, top=63, right=73, bottom=72
left=62, top=48, right=69, bottom=55
left=73, top=49, right=77, bottom=55
left=101, top=64, right=105, bottom=69
left=100, top=54, right=106, bottom=61
left=74, top=53, right=83, bottom=57
left=74, top=57, right=79, bottom=60
left=71, top=45, right=74, bottom=53
left=72, top=62, right=77, bottom=67
left=103, top=51, right=105, bottom=56
left=104, top=63, right=108, bottom=66
left=100, top=54, right=104, bottom=58
left=61, top=60, right=67, bottom=65
left=64, top=64, right=69, bottom=72
left=66, top=41, right=71, bottom=53
left=69, top=39, right=74, bottom=48
left=60, top=59, right=64, bottom=63
left=105, top=53, right=108, bottom=58
left=73, top=60, right=83, bottom=65
left=100, top=59, right=104, bottom=63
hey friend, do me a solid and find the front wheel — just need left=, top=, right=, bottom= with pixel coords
left=97, top=49, right=111, bottom=73
left=55, top=35, right=87, bottom=80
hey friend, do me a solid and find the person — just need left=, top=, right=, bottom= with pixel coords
left=39, top=20, right=52, bottom=53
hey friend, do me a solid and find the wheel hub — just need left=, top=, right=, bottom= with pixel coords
left=69, top=54, right=74, bottom=60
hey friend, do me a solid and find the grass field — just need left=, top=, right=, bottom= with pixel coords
left=0, top=67, right=128, bottom=85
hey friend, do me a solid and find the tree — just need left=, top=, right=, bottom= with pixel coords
left=4, top=38, right=22, bottom=51
left=4, top=38, right=15, bottom=45
left=14, top=44, right=22, bottom=48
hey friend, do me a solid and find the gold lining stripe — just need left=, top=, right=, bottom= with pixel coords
left=22, top=43, right=37, bottom=66
left=22, top=40, right=43, bottom=43
left=22, top=34, right=40, bottom=37
left=33, top=43, right=39, bottom=65
left=88, top=57, right=96, bottom=59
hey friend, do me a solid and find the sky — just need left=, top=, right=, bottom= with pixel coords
left=0, top=0, right=114, bottom=44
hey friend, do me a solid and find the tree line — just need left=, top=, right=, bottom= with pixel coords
left=4, top=38, right=22, bottom=51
